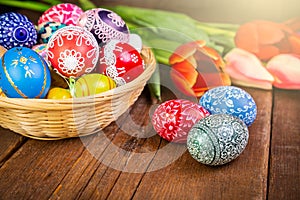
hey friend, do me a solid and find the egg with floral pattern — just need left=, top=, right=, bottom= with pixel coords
left=0, top=12, right=37, bottom=49
left=199, top=86, right=257, bottom=126
left=77, top=8, right=129, bottom=46
left=38, top=3, right=83, bottom=26
left=0, top=47, right=51, bottom=98
left=47, top=26, right=99, bottom=78
left=37, top=21, right=67, bottom=43
left=152, top=99, right=210, bottom=143
left=97, top=40, right=144, bottom=86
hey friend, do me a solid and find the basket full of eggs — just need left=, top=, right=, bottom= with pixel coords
left=0, top=4, right=156, bottom=140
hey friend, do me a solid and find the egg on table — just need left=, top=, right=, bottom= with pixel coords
left=0, top=47, right=51, bottom=98
left=0, top=12, right=37, bottom=49
left=75, top=73, right=116, bottom=97
left=199, top=86, right=257, bottom=126
left=187, top=114, right=249, bottom=166
left=152, top=99, right=210, bottom=143
left=47, top=26, right=99, bottom=79
left=77, top=8, right=130, bottom=46
left=97, top=40, right=145, bottom=86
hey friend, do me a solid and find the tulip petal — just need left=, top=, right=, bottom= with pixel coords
left=256, top=20, right=286, bottom=45
left=170, top=68, right=197, bottom=96
left=235, top=22, right=260, bottom=53
left=289, top=35, right=300, bottom=54
left=266, top=54, right=300, bottom=89
left=169, top=41, right=199, bottom=65
left=171, top=61, right=198, bottom=87
left=224, top=48, right=274, bottom=90
left=256, top=45, right=281, bottom=60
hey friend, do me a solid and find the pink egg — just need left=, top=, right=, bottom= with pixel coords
left=97, top=40, right=144, bottom=86
left=47, top=26, right=99, bottom=78
left=152, top=99, right=210, bottom=143
left=38, top=3, right=84, bottom=26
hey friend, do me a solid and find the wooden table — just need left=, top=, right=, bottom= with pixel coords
left=0, top=1, right=300, bottom=199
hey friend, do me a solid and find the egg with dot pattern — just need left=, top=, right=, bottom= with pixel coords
left=187, top=114, right=249, bottom=166
left=0, top=12, right=37, bottom=49
left=199, top=86, right=257, bottom=126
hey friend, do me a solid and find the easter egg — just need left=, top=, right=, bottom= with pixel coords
left=0, top=88, right=6, bottom=97
left=77, top=8, right=130, bottom=46
left=187, top=114, right=249, bottom=166
left=0, top=47, right=51, bottom=98
left=199, top=86, right=257, bottom=126
left=38, top=3, right=84, bottom=26
left=47, top=26, right=99, bottom=78
left=152, top=99, right=210, bottom=143
left=47, top=87, right=72, bottom=99
left=37, top=21, right=67, bottom=43
left=75, top=73, right=116, bottom=97
left=32, top=44, right=48, bottom=61
left=97, top=40, right=145, bottom=86
left=0, top=12, right=37, bottom=49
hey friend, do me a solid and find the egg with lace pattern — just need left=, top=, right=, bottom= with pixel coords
left=0, top=47, right=51, bottom=98
left=47, top=26, right=99, bottom=78
left=152, top=99, right=210, bottom=143
left=77, top=8, right=130, bottom=46
left=96, top=40, right=145, bottom=87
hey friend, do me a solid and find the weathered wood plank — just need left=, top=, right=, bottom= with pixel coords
left=268, top=89, right=300, bottom=200
left=131, top=88, right=272, bottom=199
left=0, top=127, right=26, bottom=167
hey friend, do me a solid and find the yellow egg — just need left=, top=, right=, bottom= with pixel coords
left=0, top=88, right=6, bottom=97
left=75, top=73, right=116, bottom=97
left=47, top=87, right=72, bottom=99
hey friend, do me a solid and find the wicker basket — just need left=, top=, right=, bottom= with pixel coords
left=0, top=46, right=156, bottom=140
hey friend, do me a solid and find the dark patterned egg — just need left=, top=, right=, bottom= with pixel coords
left=77, top=8, right=130, bottom=46
left=37, top=21, right=67, bottom=43
left=0, top=12, right=37, bottom=49
left=38, top=3, right=83, bottom=26
left=0, top=47, right=51, bottom=98
left=187, top=114, right=249, bottom=166
left=97, top=40, right=144, bottom=86
left=199, top=86, right=257, bottom=126
left=152, top=99, right=210, bottom=143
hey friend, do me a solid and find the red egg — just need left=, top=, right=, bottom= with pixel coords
left=38, top=3, right=83, bottom=26
left=47, top=26, right=99, bottom=78
left=97, top=40, right=144, bottom=86
left=152, top=99, right=210, bottom=143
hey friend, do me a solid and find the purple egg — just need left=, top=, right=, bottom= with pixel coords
left=77, top=8, right=130, bottom=46
left=0, top=12, right=37, bottom=49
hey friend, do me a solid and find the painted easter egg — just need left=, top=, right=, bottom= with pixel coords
left=97, top=40, right=144, bottom=86
left=32, top=44, right=48, bottom=61
left=77, top=8, right=130, bottom=46
left=47, top=26, right=99, bottom=78
left=0, top=12, right=37, bottom=49
left=75, top=73, right=116, bottom=97
left=38, top=3, right=84, bottom=26
left=152, top=99, right=210, bottom=143
left=47, top=87, right=72, bottom=99
left=37, top=21, right=67, bottom=43
left=187, top=114, right=249, bottom=166
left=0, top=47, right=51, bottom=98
left=199, top=86, right=257, bottom=126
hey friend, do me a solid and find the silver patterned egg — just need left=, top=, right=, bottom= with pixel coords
left=199, top=86, right=257, bottom=126
left=187, top=114, right=249, bottom=166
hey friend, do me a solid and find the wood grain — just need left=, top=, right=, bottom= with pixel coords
left=268, top=89, right=300, bottom=200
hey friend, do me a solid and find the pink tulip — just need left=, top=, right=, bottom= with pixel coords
left=266, top=54, right=300, bottom=89
left=224, top=48, right=274, bottom=90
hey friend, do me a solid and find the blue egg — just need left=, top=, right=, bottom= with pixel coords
left=199, top=86, right=257, bottom=126
left=0, top=12, right=37, bottom=49
left=0, top=47, right=51, bottom=98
